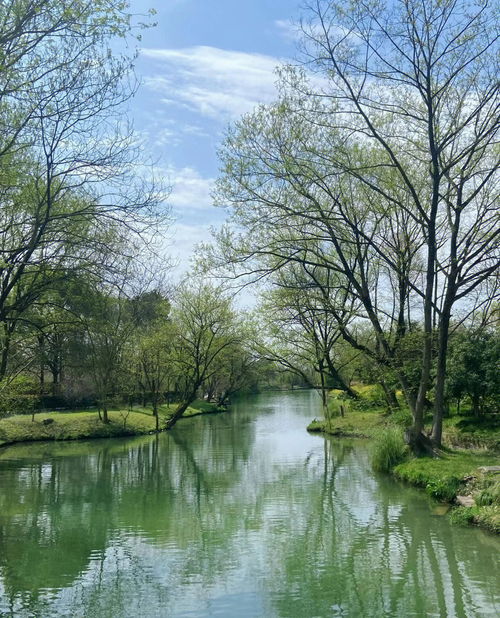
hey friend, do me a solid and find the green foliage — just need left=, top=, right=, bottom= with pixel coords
left=0, top=376, right=39, bottom=417
left=327, top=396, right=350, bottom=418
left=473, top=476, right=500, bottom=507
left=371, top=427, right=409, bottom=472
left=442, top=414, right=500, bottom=452
left=475, top=485, right=499, bottom=507
left=352, top=384, right=387, bottom=409
left=447, top=329, right=500, bottom=414
left=390, top=407, right=413, bottom=428
left=425, top=477, right=461, bottom=502
left=449, top=506, right=477, bottom=527
left=394, top=452, right=496, bottom=503
left=449, top=505, right=500, bottom=534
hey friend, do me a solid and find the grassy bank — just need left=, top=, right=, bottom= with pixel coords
left=0, top=400, right=225, bottom=448
left=308, top=390, right=500, bottom=533
left=394, top=454, right=500, bottom=533
left=307, top=408, right=386, bottom=437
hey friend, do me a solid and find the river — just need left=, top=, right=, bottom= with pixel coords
left=0, top=390, right=498, bottom=617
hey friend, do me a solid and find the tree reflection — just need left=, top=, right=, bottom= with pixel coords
left=0, top=392, right=498, bottom=617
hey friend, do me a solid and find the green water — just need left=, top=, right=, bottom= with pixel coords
left=0, top=391, right=498, bottom=617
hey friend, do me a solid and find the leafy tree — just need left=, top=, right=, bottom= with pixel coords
left=166, top=283, right=242, bottom=429
left=208, top=0, right=499, bottom=449
left=0, top=1, right=164, bottom=383
left=447, top=328, right=500, bottom=415
left=135, top=323, right=175, bottom=430
left=83, top=287, right=136, bottom=423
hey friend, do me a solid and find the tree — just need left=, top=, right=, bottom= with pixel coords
left=299, top=0, right=499, bottom=445
left=447, top=327, right=500, bottom=415
left=208, top=0, right=499, bottom=448
left=135, top=323, right=174, bottom=431
left=83, top=286, right=136, bottom=423
left=203, top=326, right=259, bottom=406
left=166, top=283, right=242, bottom=429
left=257, top=268, right=359, bottom=409
left=0, top=1, right=164, bottom=383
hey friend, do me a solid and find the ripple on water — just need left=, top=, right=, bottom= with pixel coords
left=0, top=391, right=499, bottom=618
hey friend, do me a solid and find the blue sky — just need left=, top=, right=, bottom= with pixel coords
left=128, top=0, right=302, bottom=273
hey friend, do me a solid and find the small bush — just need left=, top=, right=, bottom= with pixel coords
left=0, top=376, right=39, bottom=417
left=449, top=506, right=477, bottom=527
left=352, top=384, right=386, bottom=410
left=425, top=477, right=460, bottom=501
left=474, top=480, right=500, bottom=506
left=372, top=427, right=409, bottom=472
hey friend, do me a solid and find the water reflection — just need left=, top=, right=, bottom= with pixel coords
left=0, top=391, right=498, bottom=617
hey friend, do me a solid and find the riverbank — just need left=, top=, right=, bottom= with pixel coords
left=307, top=401, right=500, bottom=533
left=0, top=400, right=225, bottom=448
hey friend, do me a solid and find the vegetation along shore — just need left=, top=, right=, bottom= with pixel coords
left=0, top=400, right=225, bottom=449
left=308, top=388, right=499, bottom=534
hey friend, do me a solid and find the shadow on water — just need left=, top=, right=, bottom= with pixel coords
left=0, top=390, right=498, bottom=617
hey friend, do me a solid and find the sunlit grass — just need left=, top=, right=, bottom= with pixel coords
left=0, top=399, right=224, bottom=447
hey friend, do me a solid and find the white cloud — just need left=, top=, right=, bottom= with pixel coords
left=168, top=222, right=216, bottom=278
left=141, top=46, right=284, bottom=120
left=275, top=19, right=301, bottom=41
left=162, top=165, right=215, bottom=211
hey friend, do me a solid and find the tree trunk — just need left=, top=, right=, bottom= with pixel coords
left=166, top=398, right=194, bottom=430
left=153, top=399, right=159, bottom=431
left=0, top=321, right=11, bottom=381
left=325, top=355, right=358, bottom=398
left=380, top=381, right=399, bottom=410
left=472, top=394, right=480, bottom=417
left=404, top=427, right=436, bottom=456
left=431, top=308, right=451, bottom=446
left=318, top=361, right=328, bottom=413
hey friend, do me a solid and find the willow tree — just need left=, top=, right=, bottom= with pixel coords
left=208, top=0, right=499, bottom=448
left=166, top=283, right=242, bottom=430
left=257, top=266, right=359, bottom=407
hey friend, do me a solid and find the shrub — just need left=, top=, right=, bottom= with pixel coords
left=372, top=427, right=409, bottom=472
left=474, top=480, right=500, bottom=507
left=0, top=376, right=39, bottom=418
left=353, top=384, right=386, bottom=410
left=425, top=477, right=460, bottom=501
left=449, top=506, right=477, bottom=527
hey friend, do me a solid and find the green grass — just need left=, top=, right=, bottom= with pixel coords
left=394, top=451, right=500, bottom=532
left=449, top=504, right=500, bottom=534
left=0, top=410, right=157, bottom=446
left=441, top=414, right=500, bottom=452
left=0, top=400, right=225, bottom=447
left=371, top=427, right=409, bottom=472
left=394, top=451, right=494, bottom=497
left=307, top=403, right=387, bottom=437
